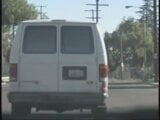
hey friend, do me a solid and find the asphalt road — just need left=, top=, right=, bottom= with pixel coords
left=2, top=81, right=159, bottom=120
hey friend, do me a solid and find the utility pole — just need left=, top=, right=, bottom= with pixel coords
left=12, top=25, right=15, bottom=39
left=153, top=0, right=158, bottom=82
left=120, top=31, right=124, bottom=80
left=37, top=5, right=47, bottom=19
left=86, top=0, right=109, bottom=23
left=85, top=9, right=95, bottom=21
left=96, top=0, right=99, bottom=23
left=143, top=8, right=147, bottom=80
left=157, top=3, right=159, bottom=83
left=85, top=9, right=101, bottom=21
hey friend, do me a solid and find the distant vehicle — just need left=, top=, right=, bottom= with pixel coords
left=8, top=19, right=109, bottom=115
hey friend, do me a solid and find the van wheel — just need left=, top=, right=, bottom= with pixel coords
left=12, top=103, right=31, bottom=115
left=91, top=106, right=107, bottom=119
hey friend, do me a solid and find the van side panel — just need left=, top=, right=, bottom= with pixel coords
left=95, top=25, right=108, bottom=64
left=9, top=24, right=22, bottom=92
left=94, top=25, right=108, bottom=95
left=10, top=24, right=21, bottom=63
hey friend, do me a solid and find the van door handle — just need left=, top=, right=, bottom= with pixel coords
left=22, top=80, right=39, bottom=84
left=34, top=81, right=39, bottom=84
left=86, top=81, right=93, bottom=84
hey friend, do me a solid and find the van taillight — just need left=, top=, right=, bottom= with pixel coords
left=99, top=64, right=109, bottom=95
left=99, top=64, right=109, bottom=78
left=9, top=64, right=17, bottom=82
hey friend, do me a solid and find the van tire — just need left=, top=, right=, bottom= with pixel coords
left=91, top=106, right=107, bottom=119
left=11, top=103, right=31, bottom=115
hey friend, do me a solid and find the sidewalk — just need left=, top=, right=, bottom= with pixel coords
left=109, top=78, right=159, bottom=87
left=145, top=78, right=159, bottom=87
left=109, top=78, right=143, bottom=83
left=145, top=81, right=159, bottom=87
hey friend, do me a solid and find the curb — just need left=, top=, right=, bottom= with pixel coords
left=146, top=82, right=159, bottom=87
left=149, top=83, right=159, bottom=86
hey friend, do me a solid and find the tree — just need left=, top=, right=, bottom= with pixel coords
left=137, top=0, right=154, bottom=30
left=2, top=0, right=38, bottom=26
left=2, top=0, right=38, bottom=62
left=104, top=18, right=154, bottom=73
left=2, top=0, right=38, bottom=37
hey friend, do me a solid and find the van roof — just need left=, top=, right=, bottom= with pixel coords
left=22, top=19, right=96, bottom=25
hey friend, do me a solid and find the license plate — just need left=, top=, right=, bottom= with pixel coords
left=68, top=69, right=84, bottom=78
left=63, top=66, right=87, bottom=80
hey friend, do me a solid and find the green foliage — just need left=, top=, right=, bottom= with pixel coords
left=104, top=18, right=154, bottom=73
left=2, top=0, right=38, bottom=26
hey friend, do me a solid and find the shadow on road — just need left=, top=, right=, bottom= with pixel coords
left=2, top=108, right=159, bottom=120
left=107, top=108, right=159, bottom=120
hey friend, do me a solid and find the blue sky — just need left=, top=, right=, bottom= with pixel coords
left=27, top=0, right=144, bottom=34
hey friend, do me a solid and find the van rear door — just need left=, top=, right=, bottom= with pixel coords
left=59, top=25, right=98, bottom=92
left=19, top=24, right=58, bottom=92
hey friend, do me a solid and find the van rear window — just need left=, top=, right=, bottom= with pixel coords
left=61, top=26, right=94, bottom=54
left=23, top=26, right=57, bottom=54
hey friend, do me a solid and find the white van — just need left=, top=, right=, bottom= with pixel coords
left=8, top=20, right=109, bottom=115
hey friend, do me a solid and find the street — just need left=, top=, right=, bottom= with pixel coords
left=2, top=80, right=159, bottom=120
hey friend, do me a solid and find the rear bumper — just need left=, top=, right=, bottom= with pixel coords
left=8, top=92, right=106, bottom=109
